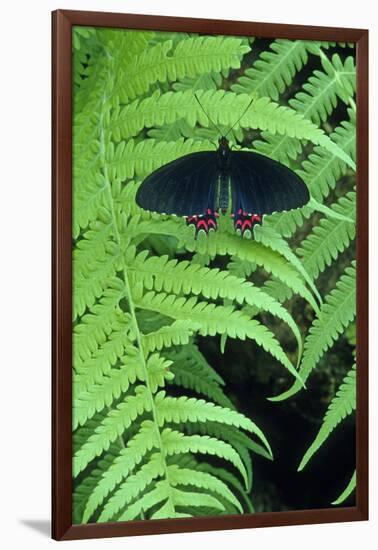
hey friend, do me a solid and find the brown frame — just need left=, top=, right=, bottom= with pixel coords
left=52, top=9, right=369, bottom=541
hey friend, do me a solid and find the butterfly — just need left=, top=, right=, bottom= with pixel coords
left=136, top=97, right=310, bottom=238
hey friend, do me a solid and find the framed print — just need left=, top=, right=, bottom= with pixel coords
left=52, top=9, right=368, bottom=541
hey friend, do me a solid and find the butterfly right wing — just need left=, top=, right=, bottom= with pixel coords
left=136, top=151, right=219, bottom=218
left=230, top=151, right=310, bottom=215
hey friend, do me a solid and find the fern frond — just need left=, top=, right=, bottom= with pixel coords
left=271, top=262, right=356, bottom=401
left=298, top=365, right=356, bottom=470
left=73, top=442, right=120, bottom=523
left=98, top=452, right=166, bottom=522
left=155, top=391, right=272, bottom=456
left=254, top=225, right=321, bottom=305
left=74, top=353, right=171, bottom=429
left=127, top=245, right=304, bottom=347
left=73, top=385, right=151, bottom=476
left=82, top=420, right=158, bottom=522
left=262, top=192, right=356, bottom=306
left=263, top=111, right=356, bottom=237
left=167, top=343, right=226, bottom=386
left=185, top=231, right=319, bottom=312
left=135, top=290, right=302, bottom=385
left=173, top=71, right=223, bottom=92
left=73, top=286, right=128, bottom=364
left=107, top=90, right=355, bottom=169
left=168, top=357, right=235, bottom=409
left=249, top=52, right=355, bottom=188
left=74, top=321, right=136, bottom=393
left=162, top=429, right=249, bottom=488
left=183, top=421, right=264, bottom=490
left=105, top=138, right=214, bottom=181
left=332, top=470, right=356, bottom=505
left=253, top=132, right=302, bottom=166
left=142, top=320, right=197, bottom=354
left=73, top=358, right=142, bottom=429
left=289, top=54, right=356, bottom=125
left=299, top=112, right=356, bottom=203
left=113, top=36, right=250, bottom=103
left=117, top=480, right=169, bottom=521
left=198, top=463, right=254, bottom=512
left=160, top=486, right=225, bottom=515
left=168, top=466, right=242, bottom=513
left=231, top=39, right=316, bottom=100
left=297, top=191, right=356, bottom=280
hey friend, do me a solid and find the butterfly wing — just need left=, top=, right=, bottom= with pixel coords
left=136, top=151, right=219, bottom=216
left=230, top=151, right=310, bottom=216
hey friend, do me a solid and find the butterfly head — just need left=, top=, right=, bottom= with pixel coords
left=218, top=136, right=230, bottom=158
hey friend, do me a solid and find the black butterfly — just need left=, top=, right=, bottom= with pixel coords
left=136, top=98, right=309, bottom=237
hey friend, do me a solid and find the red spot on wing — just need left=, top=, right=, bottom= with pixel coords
left=186, top=209, right=218, bottom=238
left=232, top=211, right=262, bottom=237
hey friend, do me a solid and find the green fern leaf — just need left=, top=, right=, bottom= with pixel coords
left=262, top=192, right=356, bottom=305
left=168, top=358, right=235, bottom=409
left=74, top=324, right=136, bottom=395
left=135, top=290, right=302, bottom=385
left=297, top=192, right=356, bottom=280
left=74, top=353, right=171, bottom=429
left=298, top=365, right=355, bottom=470
left=301, top=112, right=356, bottom=203
left=198, top=463, right=254, bottom=512
left=168, top=465, right=243, bottom=512
left=73, top=287, right=128, bottom=365
left=98, top=452, right=165, bottom=522
left=231, top=39, right=317, bottom=100
left=185, top=231, right=319, bottom=312
left=289, top=54, right=356, bottom=125
left=332, top=470, right=356, bottom=505
left=167, top=343, right=226, bottom=387
left=105, top=138, right=213, bottom=182
left=117, top=480, right=169, bottom=521
left=253, top=131, right=303, bottom=166
left=155, top=391, right=272, bottom=456
left=254, top=224, right=322, bottom=306
left=113, top=36, right=250, bottom=103
left=162, top=429, right=249, bottom=488
left=82, top=420, right=158, bottom=522
left=142, top=320, right=197, bottom=354
left=73, top=358, right=142, bottom=429
left=271, top=262, right=356, bottom=401
left=261, top=112, right=356, bottom=238
left=73, top=385, right=151, bottom=476
left=127, top=245, right=304, bottom=348
left=73, top=442, right=120, bottom=523
left=107, top=90, right=354, bottom=169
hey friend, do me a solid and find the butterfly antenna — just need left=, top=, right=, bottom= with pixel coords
left=194, top=92, right=223, bottom=136
left=225, top=95, right=255, bottom=138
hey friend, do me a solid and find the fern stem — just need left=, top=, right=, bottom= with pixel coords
left=99, top=96, right=175, bottom=516
left=118, top=250, right=176, bottom=515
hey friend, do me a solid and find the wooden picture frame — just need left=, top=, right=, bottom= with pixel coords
left=52, top=9, right=369, bottom=541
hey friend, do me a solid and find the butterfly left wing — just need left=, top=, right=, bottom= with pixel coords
left=229, top=150, right=310, bottom=217
left=136, top=151, right=219, bottom=217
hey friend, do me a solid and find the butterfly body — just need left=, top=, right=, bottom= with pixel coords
left=136, top=136, right=309, bottom=237
left=217, top=137, right=232, bottom=214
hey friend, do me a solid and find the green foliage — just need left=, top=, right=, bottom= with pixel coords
left=271, top=262, right=356, bottom=401
left=232, top=39, right=322, bottom=100
left=289, top=53, right=356, bottom=125
left=298, top=365, right=356, bottom=470
left=298, top=366, right=356, bottom=505
left=332, top=470, right=356, bottom=505
left=72, top=27, right=356, bottom=521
